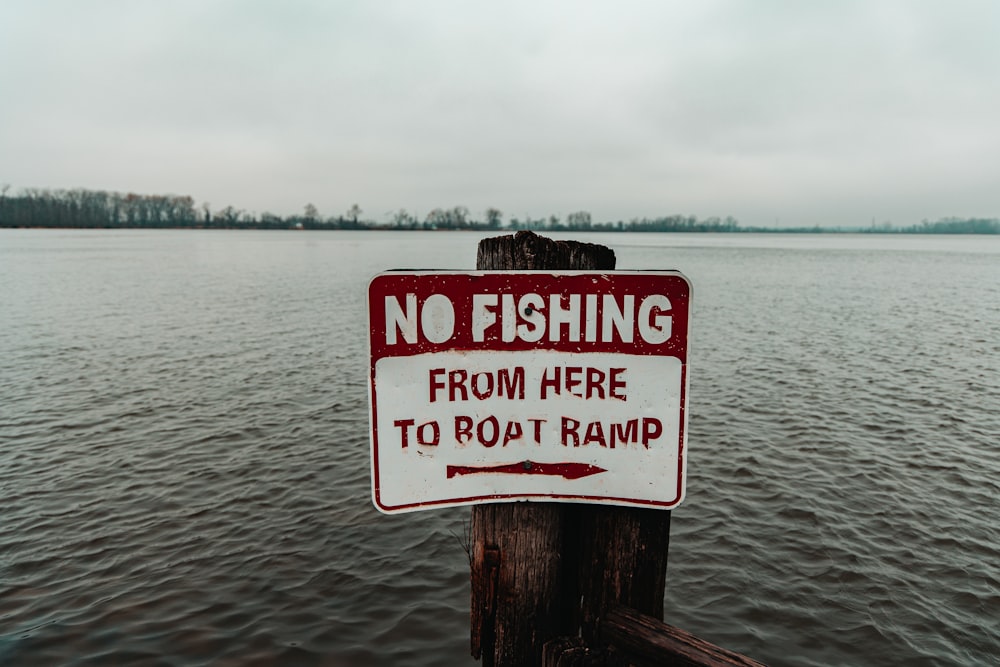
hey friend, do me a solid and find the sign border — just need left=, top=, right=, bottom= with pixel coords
left=367, top=270, right=691, bottom=514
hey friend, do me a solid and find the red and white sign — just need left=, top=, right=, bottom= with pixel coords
left=367, top=271, right=691, bottom=513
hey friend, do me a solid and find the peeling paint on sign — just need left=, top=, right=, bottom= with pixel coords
left=367, top=271, right=691, bottom=513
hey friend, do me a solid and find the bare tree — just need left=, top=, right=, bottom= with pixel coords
left=392, top=208, right=415, bottom=228
left=566, top=211, right=591, bottom=229
left=485, top=207, right=503, bottom=229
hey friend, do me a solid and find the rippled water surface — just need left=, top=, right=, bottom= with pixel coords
left=2, top=230, right=998, bottom=666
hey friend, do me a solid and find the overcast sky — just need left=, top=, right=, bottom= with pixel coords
left=2, top=1, right=999, bottom=228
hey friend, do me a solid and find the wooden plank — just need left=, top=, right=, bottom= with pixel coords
left=600, top=605, right=769, bottom=667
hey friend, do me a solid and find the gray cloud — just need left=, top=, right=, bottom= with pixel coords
left=2, top=0, right=998, bottom=226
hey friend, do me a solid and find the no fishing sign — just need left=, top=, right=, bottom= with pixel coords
left=366, top=271, right=691, bottom=513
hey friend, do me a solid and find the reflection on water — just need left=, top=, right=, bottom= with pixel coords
left=2, top=230, right=998, bottom=666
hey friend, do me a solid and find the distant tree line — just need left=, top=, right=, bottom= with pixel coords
left=896, top=218, right=1000, bottom=234
left=0, top=186, right=200, bottom=228
left=0, top=187, right=365, bottom=230
left=506, top=212, right=741, bottom=233
left=1, top=185, right=997, bottom=234
left=0, top=187, right=739, bottom=232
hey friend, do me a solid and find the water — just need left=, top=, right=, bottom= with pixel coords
left=1, top=229, right=998, bottom=666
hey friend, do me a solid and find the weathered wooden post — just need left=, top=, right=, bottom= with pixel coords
left=470, top=231, right=672, bottom=666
